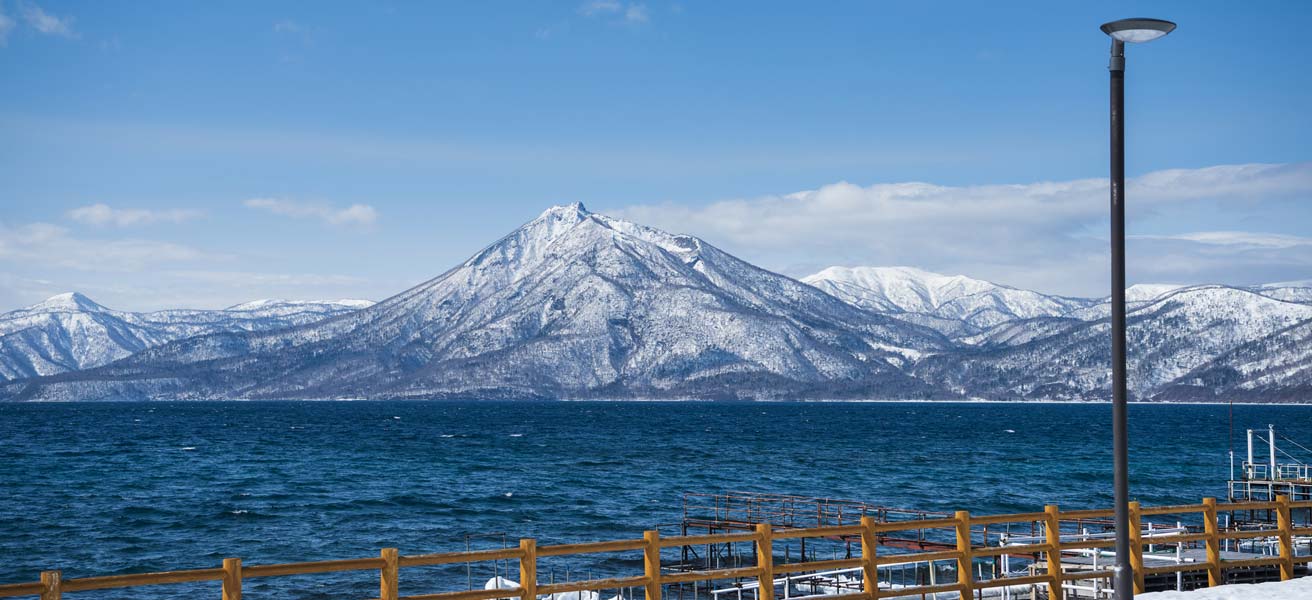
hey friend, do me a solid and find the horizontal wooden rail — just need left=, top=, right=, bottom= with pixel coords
left=773, top=558, right=863, bottom=575
left=4, top=496, right=1309, bottom=599
left=537, top=539, right=645, bottom=557
left=61, top=568, right=224, bottom=592
left=537, top=575, right=648, bottom=595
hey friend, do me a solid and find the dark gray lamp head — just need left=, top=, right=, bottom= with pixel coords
left=1100, top=18, right=1176, bottom=43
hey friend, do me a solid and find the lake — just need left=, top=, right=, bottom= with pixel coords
left=1, top=401, right=1306, bottom=598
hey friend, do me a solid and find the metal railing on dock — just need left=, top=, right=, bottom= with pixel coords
left=3, top=496, right=1312, bottom=600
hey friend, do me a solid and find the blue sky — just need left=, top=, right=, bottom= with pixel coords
left=2, top=1, right=1310, bottom=311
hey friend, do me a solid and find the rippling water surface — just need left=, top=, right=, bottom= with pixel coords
left=1, top=401, right=1307, bottom=598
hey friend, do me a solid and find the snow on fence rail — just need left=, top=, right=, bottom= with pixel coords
left=2, top=496, right=1311, bottom=600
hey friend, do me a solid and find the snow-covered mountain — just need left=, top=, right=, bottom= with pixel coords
left=0, top=293, right=373, bottom=381
left=0, top=204, right=950, bottom=401
left=3, top=205, right=1310, bottom=403
left=801, top=266, right=1095, bottom=334
left=914, top=285, right=1312, bottom=401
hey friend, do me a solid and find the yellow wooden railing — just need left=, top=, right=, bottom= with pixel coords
left=2, top=496, right=1310, bottom=600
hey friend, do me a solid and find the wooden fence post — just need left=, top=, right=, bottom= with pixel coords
left=860, top=516, right=879, bottom=600
left=1128, top=501, right=1144, bottom=594
left=1044, top=505, right=1064, bottom=600
left=380, top=548, right=399, bottom=600
left=39, top=571, right=60, bottom=600
left=755, top=524, right=773, bottom=600
left=644, top=530, right=662, bottom=600
left=954, top=511, right=974, bottom=598
left=1202, top=498, right=1222, bottom=587
left=519, top=539, right=537, bottom=600
left=222, top=558, right=242, bottom=600
left=1277, top=495, right=1294, bottom=581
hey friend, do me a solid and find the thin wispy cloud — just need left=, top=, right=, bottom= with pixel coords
left=0, top=9, right=15, bottom=46
left=579, top=1, right=649, bottom=24
left=244, top=198, right=378, bottom=228
left=18, top=1, right=73, bottom=38
left=614, top=162, right=1312, bottom=296
left=0, top=222, right=220, bottom=271
left=1134, top=231, right=1312, bottom=250
left=67, top=204, right=205, bottom=227
left=273, top=20, right=304, bottom=34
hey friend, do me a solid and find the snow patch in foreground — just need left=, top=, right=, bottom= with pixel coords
left=1140, top=577, right=1312, bottom=599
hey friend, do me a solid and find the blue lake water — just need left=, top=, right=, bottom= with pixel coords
left=1, top=401, right=1308, bottom=598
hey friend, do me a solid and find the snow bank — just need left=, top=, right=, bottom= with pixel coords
left=1139, top=577, right=1312, bottom=599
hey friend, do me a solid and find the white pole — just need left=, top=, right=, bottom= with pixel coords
left=1270, top=424, right=1279, bottom=480
left=1248, top=429, right=1255, bottom=477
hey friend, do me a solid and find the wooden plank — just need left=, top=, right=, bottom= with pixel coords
left=242, top=557, right=384, bottom=578
left=1139, top=503, right=1206, bottom=516
left=401, top=548, right=523, bottom=568
left=974, top=574, right=1049, bottom=589
left=970, top=512, right=1048, bottom=525
left=1277, top=495, right=1294, bottom=581
left=1129, top=501, right=1144, bottom=594
left=773, top=558, right=863, bottom=575
left=62, top=568, right=224, bottom=591
left=1203, top=497, right=1223, bottom=587
left=38, top=572, right=59, bottom=600
left=869, top=517, right=960, bottom=533
left=1141, top=564, right=1208, bottom=576
left=401, top=587, right=525, bottom=600
left=755, top=524, right=773, bottom=600
left=659, top=532, right=757, bottom=547
left=772, top=525, right=861, bottom=540
left=859, top=517, right=879, bottom=600
left=872, top=550, right=961, bottom=566
left=519, top=540, right=536, bottom=600
left=643, top=530, right=661, bottom=600
left=537, top=539, right=645, bottom=557
left=1044, top=505, right=1063, bottom=600
left=537, top=576, right=647, bottom=595
left=955, top=511, right=974, bottom=598
left=0, top=581, right=44, bottom=598
left=662, top=567, right=760, bottom=584
left=222, top=558, right=242, bottom=600
left=973, top=543, right=1048, bottom=557
left=1062, top=570, right=1114, bottom=581
left=380, top=549, right=399, bottom=600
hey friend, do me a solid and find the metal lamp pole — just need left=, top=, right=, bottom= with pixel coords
left=1100, top=17, right=1176, bottom=600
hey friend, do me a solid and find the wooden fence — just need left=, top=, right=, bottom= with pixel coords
left=2, top=496, right=1311, bottom=600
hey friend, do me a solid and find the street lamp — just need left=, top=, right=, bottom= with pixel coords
left=1101, top=17, right=1175, bottom=600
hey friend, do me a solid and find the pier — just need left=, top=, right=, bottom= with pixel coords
left=4, top=493, right=1312, bottom=600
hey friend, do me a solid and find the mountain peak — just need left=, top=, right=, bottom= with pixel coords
left=538, top=202, right=590, bottom=219
left=31, top=292, right=108, bottom=313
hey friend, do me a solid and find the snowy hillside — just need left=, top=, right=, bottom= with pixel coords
left=0, top=293, right=373, bottom=381
left=802, top=266, right=1095, bottom=333
left=1, top=204, right=949, bottom=401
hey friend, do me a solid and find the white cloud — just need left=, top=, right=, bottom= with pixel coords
left=273, top=20, right=303, bottom=34
left=580, top=1, right=622, bottom=16
left=1135, top=231, right=1312, bottom=250
left=624, top=4, right=649, bottom=23
left=0, top=9, right=15, bottom=46
left=613, top=162, right=1312, bottom=296
left=243, top=198, right=378, bottom=228
left=67, top=203, right=205, bottom=227
left=19, top=1, right=73, bottom=37
left=0, top=222, right=220, bottom=271
left=579, top=1, right=648, bottom=23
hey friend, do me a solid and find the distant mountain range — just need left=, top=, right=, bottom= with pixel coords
left=0, top=293, right=372, bottom=381
left=2, top=204, right=1309, bottom=402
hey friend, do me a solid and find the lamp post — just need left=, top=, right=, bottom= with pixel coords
left=1100, top=17, right=1175, bottom=600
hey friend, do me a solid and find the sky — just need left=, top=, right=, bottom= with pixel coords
left=2, top=1, right=1310, bottom=311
